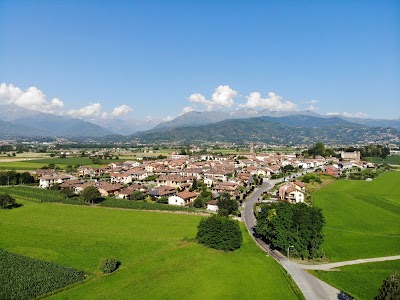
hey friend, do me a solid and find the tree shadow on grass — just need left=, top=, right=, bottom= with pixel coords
left=2, top=203, right=23, bottom=209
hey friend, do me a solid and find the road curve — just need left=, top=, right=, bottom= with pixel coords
left=242, top=174, right=342, bottom=300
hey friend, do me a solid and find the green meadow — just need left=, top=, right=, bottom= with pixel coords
left=309, top=171, right=400, bottom=299
left=0, top=157, right=111, bottom=171
left=0, top=199, right=303, bottom=299
left=311, top=260, right=400, bottom=300
left=313, top=171, right=400, bottom=262
left=365, top=155, right=400, bottom=165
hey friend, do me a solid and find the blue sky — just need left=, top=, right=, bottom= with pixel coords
left=0, top=0, right=399, bottom=122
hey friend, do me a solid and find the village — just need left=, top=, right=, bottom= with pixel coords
left=36, top=145, right=371, bottom=210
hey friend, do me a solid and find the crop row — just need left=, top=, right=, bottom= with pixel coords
left=0, top=249, right=85, bottom=300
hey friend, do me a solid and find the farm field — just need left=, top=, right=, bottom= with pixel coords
left=0, top=157, right=113, bottom=171
left=0, top=249, right=85, bottom=300
left=311, top=260, right=400, bottom=300
left=365, top=155, right=400, bottom=165
left=313, top=171, right=400, bottom=262
left=0, top=200, right=303, bottom=299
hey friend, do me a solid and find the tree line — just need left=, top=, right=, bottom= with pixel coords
left=0, top=171, right=35, bottom=185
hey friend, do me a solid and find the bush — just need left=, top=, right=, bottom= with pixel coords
left=196, top=215, right=242, bottom=251
left=100, top=257, right=119, bottom=274
left=0, top=193, right=16, bottom=209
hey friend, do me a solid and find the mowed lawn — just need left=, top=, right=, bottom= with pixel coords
left=313, top=171, right=400, bottom=262
left=0, top=201, right=302, bottom=299
left=311, top=260, right=400, bottom=300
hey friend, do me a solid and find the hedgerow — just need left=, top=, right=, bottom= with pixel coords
left=0, top=249, right=85, bottom=300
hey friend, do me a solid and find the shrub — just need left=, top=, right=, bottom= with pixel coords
left=196, top=215, right=242, bottom=251
left=100, top=257, right=119, bottom=274
left=0, top=193, right=16, bottom=209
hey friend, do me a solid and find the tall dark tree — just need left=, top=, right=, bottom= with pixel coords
left=191, top=179, right=198, bottom=191
left=81, top=186, right=100, bottom=203
left=0, top=193, right=16, bottom=209
left=217, top=192, right=238, bottom=216
left=60, top=187, right=75, bottom=198
left=375, top=272, right=400, bottom=300
left=130, top=191, right=145, bottom=201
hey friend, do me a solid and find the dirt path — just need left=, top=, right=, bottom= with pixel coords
left=294, top=255, right=400, bottom=271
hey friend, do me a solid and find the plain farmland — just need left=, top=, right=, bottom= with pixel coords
left=0, top=157, right=111, bottom=171
left=313, top=171, right=400, bottom=262
left=0, top=200, right=303, bottom=299
left=309, top=171, right=400, bottom=299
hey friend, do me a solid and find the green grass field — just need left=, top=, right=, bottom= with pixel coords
left=0, top=200, right=303, bottom=299
left=0, top=157, right=112, bottom=171
left=313, top=171, right=400, bottom=262
left=310, top=260, right=400, bottom=300
left=365, top=155, right=400, bottom=165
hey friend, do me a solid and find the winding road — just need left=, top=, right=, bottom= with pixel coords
left=242, top=174, right=342, bottom=300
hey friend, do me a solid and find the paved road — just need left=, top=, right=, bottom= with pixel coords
left=295, top=255, right=400, bottom=271
left=242, top=171, right=342, bottom=300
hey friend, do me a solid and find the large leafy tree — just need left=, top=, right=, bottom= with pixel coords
left=197, top=215, right=242, bottom=251
left=130, top=191, right=145, bottom=201
left=81, top=186, right=101, bottom=203
left=0, top=193, right=16, bottom=209
left=375, top=272, right=400, bottom=300
left=255, top=202, right=325, bottom=259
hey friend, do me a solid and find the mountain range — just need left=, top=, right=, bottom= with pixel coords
left=155, top=109, right=400, bottom=130
left=132, top=115, right=400, bottom=145
left=0, top=104, right=399, bottom=145
left=0, top=104, right=112, bottom=138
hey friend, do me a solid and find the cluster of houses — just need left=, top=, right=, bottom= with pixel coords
left=35, top=150, right=368, bottom=208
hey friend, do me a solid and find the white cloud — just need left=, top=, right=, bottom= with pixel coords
left=306, top=100, right=319, bottom=105
left=0, top=83, right=64, bottom=114
left=305, top=104, right=318, bottom=111
left=326, top=112, right=340, bottom=116
left=188, top=85, right=238, bottom=111
left=111, top=104, right=132, bottom=117
left=343, top=111, right=368, bottom=118
left=211, top=85, right=237, bottom=107
left=180, top=106, right=196, bottom=115
left=67, top=103, right=107, bottom=119
left=239, top=91, right=297, bottom=111
left=354, top=112, right=368, bottom=118
left=0, top=83, right=133, bottom=120
left=163, top=116, right=174, bottom=122
left=305, top=100, right=319, bottom=111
